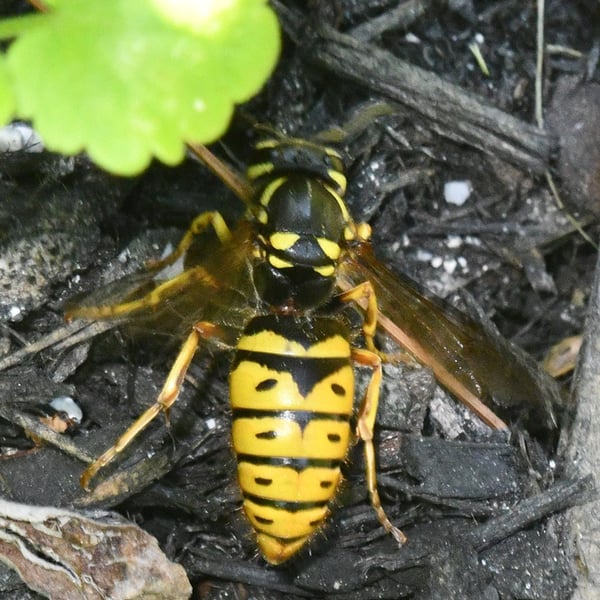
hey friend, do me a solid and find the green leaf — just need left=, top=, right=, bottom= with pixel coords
left=6, top=0, right=279, bottom=175
left=0, top=55, right=15, bottom=126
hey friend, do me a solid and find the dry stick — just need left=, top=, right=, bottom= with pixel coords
left=189, top=557, right=313, bottom=597
left=564, top=248, right=600, bottom=599
left=361, top=476, right=595, bottom=574
left=535, top=0, right=545, bottom=129
left=314, top=31, right=551, bottom=173
left=545, top=171, right=597, bottom=248
left=465, top=475, right=596, bottom=552
left=0, top=321, right=115, bottom=372
left=349, top=0, right=437, bottom=42
left=0, top=404, right=94, bottom=463
left=273, top=3, right=553, bottom=174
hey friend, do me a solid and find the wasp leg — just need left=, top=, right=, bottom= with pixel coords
left=336, top=281, right=378, bottom=351
left=337, top=280, right=394, bottom=360
left=337, top=280, right=411, bottom=364
left=66, top=265, right=219, bottom=321
left=80, top=321, right=223, bottom=490
left=352, top=347, right=407, bottom=545
left=146, top=211, right=232, bottom=271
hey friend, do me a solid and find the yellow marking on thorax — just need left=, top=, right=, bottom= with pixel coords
left=324, top=146, right=343, bottom=159
left=343, top=221, right=372, bottom=242
left=258, top=176, right=286, bottom=207
left=356, top=221, right=372, bottom=241
left=247, top=162, right=274, bottom=181
left=327, top=169, right=347, bottom=194
left=314, top=264, right=335, bottom=277
left=270, top=232, right=300, bottom=250
left=254, top=139, right=279, bottom=150
left=317, top=237, right=341, bottom=260
left=268, top=254, right=294, bottom=269
left=256, top=207, right=269, bottom=224
left=324, top=184, right=351, bottom=224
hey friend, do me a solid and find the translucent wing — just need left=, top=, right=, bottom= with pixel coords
left=338, top=241, right=562, bottom=436
left=66, top=221, right=257, bottom=342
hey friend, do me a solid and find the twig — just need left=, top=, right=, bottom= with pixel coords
left=349, top=0, right=436, bottom=42
left=563, top=246, right=600, bottom=597
left=465, top=476, right=596, bottom=551
left=544, top=170, right=598, bottom=249
left=272, top=4, right=554, bottom=174
left=0, top=321, right=115, bottom=372
left=535, top=0, right=545, bottom=128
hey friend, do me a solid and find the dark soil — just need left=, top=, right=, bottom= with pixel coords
left=0, top=1, right=598, bottom=599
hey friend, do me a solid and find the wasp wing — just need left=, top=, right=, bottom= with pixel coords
left=66, top=221, right=257, bottom=344
left=339, top=241, right=562, bottom=436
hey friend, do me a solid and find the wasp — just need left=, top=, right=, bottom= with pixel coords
left=67, top=134, right=409, bottom=564
left=66, top=123, right=561, bottom=564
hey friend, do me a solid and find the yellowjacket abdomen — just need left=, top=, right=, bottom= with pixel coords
left=230, top=314, right=354, bottom=564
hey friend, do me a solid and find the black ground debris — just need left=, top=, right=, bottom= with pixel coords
left=0, top=1, right=599, bottom=598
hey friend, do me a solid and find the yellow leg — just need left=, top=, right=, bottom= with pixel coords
left=146, top=211, right=232, bottom=271
left=352, top=347, right=407, bottom=545
left=336, top=281, right=378, bottom=352
left=80, top=321, right=222, bottom=490
left=337, top=280, right=410, bottom=364
left=66, top=265, right=219, bottom=321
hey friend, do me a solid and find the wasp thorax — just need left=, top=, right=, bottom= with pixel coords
left=249, top=141, right=353, bottom=311
left=248, top=138, right=347, bottom=196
